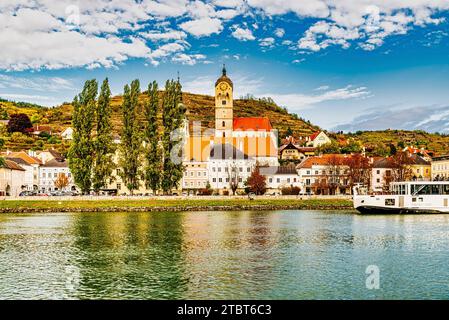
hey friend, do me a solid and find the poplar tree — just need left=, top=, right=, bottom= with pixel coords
left=119, top=79, right=142, bottom=195
left=161, top=79, right=185, bottom=194
left=92, top=78, right=115, bottom=193
left=143, top=81, right=162, bottom=193
left=68, top=79, right=97, bottom=194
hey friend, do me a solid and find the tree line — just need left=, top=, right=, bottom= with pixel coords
left=68, top=78, right=185, bottom=195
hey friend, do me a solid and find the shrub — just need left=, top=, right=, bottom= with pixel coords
left=281, top=186, right=301, bottom=195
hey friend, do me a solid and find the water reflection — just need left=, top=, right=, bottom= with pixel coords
left=0, top=211, right=449, bottom=299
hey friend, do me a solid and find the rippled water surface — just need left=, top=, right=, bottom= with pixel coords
left=0, top=210, right=449, bottom=299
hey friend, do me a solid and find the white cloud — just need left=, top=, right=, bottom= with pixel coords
left=258, top=85, right=371, bottom=111
left=231, top=27, right=256, bottom=41
left=172, top=53, right=207, bottom=65
left=259, top=37, right=275, bottom=47
left=140, top=30, right=187, bottom=41
left=274, top=28, right=285, bottom=37
left=1, top=0, right=449, bottom=70
left=0, top=74, right=74, bottom=91
left=180, top=17, right=223, bottom=37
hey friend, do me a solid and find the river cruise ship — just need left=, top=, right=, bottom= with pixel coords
left=353, top=181, right=449, bottom=214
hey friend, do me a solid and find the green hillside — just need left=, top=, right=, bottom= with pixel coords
left=1, top=93, right=449, bottom=157
left=0, top=92, right=319, bottom=155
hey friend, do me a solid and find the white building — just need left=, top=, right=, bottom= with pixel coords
left=207, top=143, right=255, bottom=193
left=39, top=158, right=76, bottom=193
left=61, top=127, right=73, bottom=140
left=182, top=161, right=209, bottom=192
left=264, top=164, right=302, bottom=193
left=307, top=131, right=331, bottom=148
left=0, top=160, right=26, bottom=196
left=4, top=151, right=42, bottom=191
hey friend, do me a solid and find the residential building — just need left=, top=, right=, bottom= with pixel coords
left=306, top=131, right=331, bottom=148
left=207, top=143, right=255, bottom=194
left=409, top=154, right=431, bottom=180
left=264, top=163, right=301, bottom=193
left=4, top=150, right=41, bottom=190
left=296, top=154, right=351, bottom=195
left=371, top=158, right=395, bottom=193
left=279, top=138, right=315, bottom=161
left=431, top=155, right=449, bottom=180
left=39, top=158, right=76, bottom=193
left=403, top=146, right=434, bottom=161
left=61, top=127, right=73, bottom=140
left=0, top=160, right=26, bottom=196
left=33, top=149, right=64, bottom=164
left=371, top=154, right=431, bottom=192
left=182, top=161, right=209, bottom=193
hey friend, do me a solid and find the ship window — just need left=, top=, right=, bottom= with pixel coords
left=385, top=199, right=395, bottom=206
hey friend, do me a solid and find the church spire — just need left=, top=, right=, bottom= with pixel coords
left=222, top=64, right=226, bottom=76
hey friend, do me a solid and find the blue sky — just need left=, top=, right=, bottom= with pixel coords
left=1, top=1, right=449, bottom=132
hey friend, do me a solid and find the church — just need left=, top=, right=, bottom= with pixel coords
left=182, top=66, right=282, bottom=194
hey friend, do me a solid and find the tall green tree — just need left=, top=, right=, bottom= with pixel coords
left=68, top=79, right=98, bottom=194
left=143, top=81, right=162, bottom=193
left=119, top=79, right=142, bottom=195
left=92, top=78, right=115, bottom=193
left=161, top=79, right=185, bottom=194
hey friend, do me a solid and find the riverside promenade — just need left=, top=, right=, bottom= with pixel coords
left=0, top=195, right=353, bottom=213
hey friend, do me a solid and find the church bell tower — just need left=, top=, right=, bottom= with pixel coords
left=215, top=64, right=233, bottom=138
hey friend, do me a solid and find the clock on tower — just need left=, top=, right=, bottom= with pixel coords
left=215, top=65, right=233, bottom=138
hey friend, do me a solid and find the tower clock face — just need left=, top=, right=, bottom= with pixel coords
left=219, top=83, right=227, bottom=91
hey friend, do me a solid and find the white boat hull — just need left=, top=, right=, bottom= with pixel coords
left=354, top=194, right=449, bottom=214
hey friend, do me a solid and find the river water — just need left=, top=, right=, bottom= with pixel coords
left=0, top=210, right=448, bottom=300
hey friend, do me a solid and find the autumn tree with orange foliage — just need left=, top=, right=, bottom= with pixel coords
left=54, top=173, right=69, bottom=190
left=246, top=164, right=267, bottom=195
left=344, top=153, right=372, bottom=190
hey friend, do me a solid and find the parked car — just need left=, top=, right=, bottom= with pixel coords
left=19, top=191, right=37, bottom=196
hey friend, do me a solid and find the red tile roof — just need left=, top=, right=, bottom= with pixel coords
left=233, top=117, right=273, bottom=131
left=309, top=131, right=321, bottom=141
left=296, top=154, right=349, bottom=169
left=2, top=160, right=25, bottom=171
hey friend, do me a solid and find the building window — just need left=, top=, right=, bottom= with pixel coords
left=117, top=183, right=121, bottom=190
left=212, top=178, right=216, bottom=182
left=219, top=178, right=222, bottom=182
left=277, top=178, right=280, bottom=183
left=222, top=121, right=225, bottom=127
left=218, top=167, right=221, bottom=172
left=269, top=178, right=272, bottom=183
left=222, top=100, right=226, bottom=105
left=247, top=167, right=250, bottom=172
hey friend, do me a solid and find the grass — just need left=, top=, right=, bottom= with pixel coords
left=0, top=198, right=354, bottom=212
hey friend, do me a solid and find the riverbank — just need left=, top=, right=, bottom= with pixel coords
left=0, top=198, right=354, bottom=213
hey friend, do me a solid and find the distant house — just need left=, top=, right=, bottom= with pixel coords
left=306, top=131, right=331, bottom=148
left=61, top=127, right=73, bottom=140
left=0, top=160, right=26, bottom=196
left=265, top=163, right=301, bottom=193
left=296, top=154, right=351, bottom=195
left=371, top=154, right=431, bottom=192
left=403, top=146, right=433, bottom=161
left=33, top=149, right=64, bottom=164
left=279, top=137, right=315, bottom=161
left=39, top=158, right=76, bottom=193
left=32, top=124, right=52, bottom=136
left=4, top=150, right=41, bottom=191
